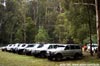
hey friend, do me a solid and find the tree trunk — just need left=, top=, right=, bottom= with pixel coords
left=95, top=0, right=100, bottom=58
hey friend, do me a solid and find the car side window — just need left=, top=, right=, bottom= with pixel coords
left=48, top=45, right=52, bottom=49
left=75, top=46, right=81, bottom=49
left=70, top=45, right=75, bottom=49
left=65, top=46, right=69, bottom=50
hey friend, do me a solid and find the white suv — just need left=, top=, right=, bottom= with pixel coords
left=23, top=44, right=35, bottom=55
left=31, top=44, right=41, bottom=55
left=11, top=43, right=20, bottom=53
left=17, top=44, right=28, bottom=54
left=33, top=44, right=59, bottom=57
left=87, top=43, right=98, bottom=53
left=6, top=44, right=14, bottom=52
left=47, top=44, right=83, bottom=61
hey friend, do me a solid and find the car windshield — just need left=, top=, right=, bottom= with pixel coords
left=48, top=45, right=58, bottom=49
left=37, top=44, right=44, bottom=48
left=27, top=45, right=34, bottom=47
left=17, top=45, right=20, bottom=47
left=22, top=44, right=26, bottom=47
left=9, top=45, right=12, bottom=46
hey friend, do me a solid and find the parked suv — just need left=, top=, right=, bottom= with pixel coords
left=23, top=44, right=35, bottom=55
left=47, top=44, right=83, bottom=61
left=31, top=44, right=41, bottom=55
left=6, top=44, right=14, bottom=52
left=10, top=43, right=20, bottom=53
left=1, top=46, right=7, bottom=51
left=33, top=44, right=59, bottom=57
left=17, top=44, right=28, bottom=54
left=17, top=44, right=35, bottom=54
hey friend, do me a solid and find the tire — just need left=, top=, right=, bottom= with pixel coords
left=74, top=53, right=80, bottom=59
left=34, top=54, right=38, bottom=57
left=48, top=56, right=53, bottom=61
left=2, top=49, right=4, bottom=51
left=40, top=51, right=46, bottom=58
left=55, top=54, right=62, bottom=61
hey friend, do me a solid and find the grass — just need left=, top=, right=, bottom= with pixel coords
left=0, top=51, right=100, bottom=66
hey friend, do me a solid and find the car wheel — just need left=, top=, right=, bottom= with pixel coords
left=40, top=52, right=46, bottom=58
left=55, top=54, right=62, bottom=61
left=2, top=49, right=4, bottom=51
left=74, top=53, right=80, bottom=59
left=48, top=56, right=53, bottom=61
left=34, top=54, right=38, bottom=57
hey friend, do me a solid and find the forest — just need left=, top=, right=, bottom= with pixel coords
left=0, top=0, right=97, bottom=45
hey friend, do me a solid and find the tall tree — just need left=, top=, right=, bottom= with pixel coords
left=35, top=26, right=49, bottom=43
left=63, top=0, right=96, bottom=43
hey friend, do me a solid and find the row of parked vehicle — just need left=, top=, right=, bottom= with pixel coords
left=1, top=43, right=83, bottom=61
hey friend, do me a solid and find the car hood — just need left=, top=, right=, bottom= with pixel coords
left=35, top=48, right=47, bottom=51
left=18, top=47, right=25, bottom=49
left=25, top=47, right=33, bottom=50
left=47, top=48, right=64, bottom=52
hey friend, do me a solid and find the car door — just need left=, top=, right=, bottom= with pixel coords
left=69, top=45, right=76, bottom=56
left=63, top=45, right=71, bottom=57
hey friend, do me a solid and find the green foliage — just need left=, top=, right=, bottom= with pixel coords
left=63, top=0, right=96, bottom=44
left=83, top=34, right=97, bottom=44
left=25, top=17, right=36, bottom=43
left=15, top=28, right=23, bottom=43
left=0, top=0, right=97, bottom=44
left=54, top=13, right=70, bottom=43
left=35, top=26, right=49, bottom=43
left=15, top=17, right=36, bottom=43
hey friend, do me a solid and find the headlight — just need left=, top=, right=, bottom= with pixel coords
left=50, top=52, right=55, bottom=54
left=36, top=50, right=40, bottom=53
left=47, top=51, right=50, bottom=54
left=23, top=49, right=26, bottom=52
left=48, top=51, right=55, bottom=54
left=28, top=49, right=31, bottom=51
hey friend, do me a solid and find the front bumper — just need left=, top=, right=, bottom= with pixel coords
left=18, top=49, right=24, bottom=54
left=24, top=50, right=32, bottom=55
left=33, top=50, right=40, bottom=55
left=47, top=52, right=56, bottom=57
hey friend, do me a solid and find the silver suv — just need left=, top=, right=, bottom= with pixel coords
left=47, top=44, right=83, bottom=61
